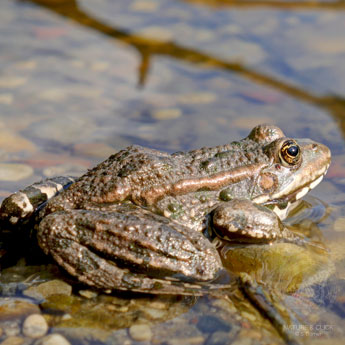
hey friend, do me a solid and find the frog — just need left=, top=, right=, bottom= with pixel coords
left=0, top=124, right=331, bottom=295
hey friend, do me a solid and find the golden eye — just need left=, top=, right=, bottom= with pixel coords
left=280, top=140, right=301, bottom=166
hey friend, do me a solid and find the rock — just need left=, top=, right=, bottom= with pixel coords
left=0, top=77, right=27, bottom=88
left=143, top=307, right=166, bottom=319
left=128, top=324, right=153, bottom=342
left=78, top=290, right=98, bottom=299
left=0, top=164, right=33, bottom=181
left=35, top=334, right=71, bottom=345
left=152, top=108, right=182, bottom=120
left=222, top=242, right=332, bottom=292
left=0, top=336, right=25, bottom=345
left=0, top=298, right=40, bottom=321
left=0, top=130, right=36, bottom=153
left=130, top=0, right=158, bottom=12
left=23, top=280, right=72, bottom=300
left=138, top=26, right=173, bottom=40
left=333, top=217, right=345, bottom=232
left=166, top=336, right=205, bottom=345
left=73, top=142, right=115, bottom=159
left=177, top=92, right=217, bottom=105
left=22, top=314, right=48, bottom=338
left=43, top=164, right=86, bottom=178
left=205, top=331, right=232, bottom=345
left=196, top=315, right=231, bottom=334
left=0, top=94, right=14, bottom=105
left=1, top=321, right=20, bottom=337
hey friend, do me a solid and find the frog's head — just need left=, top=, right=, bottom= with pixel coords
left=248, top=124, right=331, bottom=218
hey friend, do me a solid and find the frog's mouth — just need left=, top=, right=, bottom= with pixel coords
left=262, top=167, right=329, bottom=219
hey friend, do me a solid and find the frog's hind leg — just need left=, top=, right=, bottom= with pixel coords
left=40, top=235, right=208, bottom=296
left=37, top=206, right=230, bottom=295
left=0, top=176, right=76, bottom=228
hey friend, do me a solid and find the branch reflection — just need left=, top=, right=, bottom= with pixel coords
left=183, top=0, right=345, bottom=11
left=24, top=0, right=345, bottom=136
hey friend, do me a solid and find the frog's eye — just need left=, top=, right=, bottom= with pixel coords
left=279, top=140, right=301, bottom=166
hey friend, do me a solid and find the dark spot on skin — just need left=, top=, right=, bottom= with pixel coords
left=219, top=189, right=232, bottom=201
left=153, top=281, right=163, bottom=289
left=200, top=160, right=211, bottom=169
left=168, top=203, right=179, bottom=213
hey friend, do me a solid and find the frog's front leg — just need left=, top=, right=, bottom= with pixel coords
left=0, top=176, right=76, bottom=228
left=211, top=199, right=318, bottom=247
left=37, top=204, right=226, bottom=295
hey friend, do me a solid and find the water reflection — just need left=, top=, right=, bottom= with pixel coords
left=24, top=0, right=345, bottom=142
left=183, top=0, right=345, bottom=11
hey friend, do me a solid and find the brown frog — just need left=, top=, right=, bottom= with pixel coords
left=0, top=125, right=331, bottom=294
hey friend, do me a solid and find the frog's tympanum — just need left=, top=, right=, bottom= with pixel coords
left=0, top=125, right=331, bottom=294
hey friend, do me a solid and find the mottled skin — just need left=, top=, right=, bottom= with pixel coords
left=0, top=125, right=331, bottom=294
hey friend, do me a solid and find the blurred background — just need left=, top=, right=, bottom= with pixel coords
left=1, top=1, right=345, bottom=344
left=1, top=0, right=344, bottom=200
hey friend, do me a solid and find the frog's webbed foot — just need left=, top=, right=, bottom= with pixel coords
left=211, top=199, right=326, bottom=251
left=0, top=176, right=76, bottom=229
left=37, top=205, right=228, bottom=295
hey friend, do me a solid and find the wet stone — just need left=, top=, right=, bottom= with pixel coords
left=333, top=217, right=345, bottom=232
left=138, top=26, right=173, bottom=40
left=142, top=307, right=166, bottom=319
left=73, top=142, right=116, bottom=159
left=43, top=164, right=86, bottom=178
left=128, top=324, right=153, bottom=342
left=130, top=0, right=158, bottom=12
left=166, top=336, right=205, bottom=345
left=196, top=315, right=231, bottom=334
left=177, top=92, right=217, bottom=105
left=222, top=242, right=332, bottom=293
left=0, top=336, right=25, bottom=345
left=205, top=331, right=233, bottom=345
left=35, top=334, right=71, bottom=345
left=0, top=164, right=33, bottom=181
left=0, top=94, right=13, bottom=105
left=1, top=320, right=20, bottom=337
left=23, top=280, right=72, bottom=300
left=0, top=130, right=36, bottom=153
left=152, top=108, right=182, bottom=120
left=0, top=298, right=40, bottom=321
left=78, top=290, right=98, bottom=299
left=22, top=314, right=48, bottom=338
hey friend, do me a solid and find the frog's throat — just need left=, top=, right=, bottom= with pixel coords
left=133, top=163, right=266, bottom=206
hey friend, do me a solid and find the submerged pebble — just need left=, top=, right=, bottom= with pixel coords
left=0, top=336, right=25, bottom=345
left=128, top=324, right=153, bottom=342
left=24, top=280, right=72, bottom=300
left=0, top=164, right=33, bottom=181
left=35, top=334, right=71, bottom=345
left=22, top=314, right=48, bottom=338
left=0, top=299, right=40, bottom=321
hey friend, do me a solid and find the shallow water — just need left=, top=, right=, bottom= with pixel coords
left=1, top=0, right=345, bottom=344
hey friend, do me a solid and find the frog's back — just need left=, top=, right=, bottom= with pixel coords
left=41, top=146, right=165, bottom=211
left=44, top=137, right=270, bottom=215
